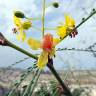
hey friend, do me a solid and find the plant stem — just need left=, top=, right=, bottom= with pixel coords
left=56, top=48, right=96, bottom=52
left=76, top=10, right=96, bottom=29
left=47, top=64, right=72, bottom=96
left=8, top=41, right=38, bottom=60
left=7, top=57, right=30, bottom=68
left=22, top=69, right=41, bottom=96
left=42, top=0, right=45, bottom=37
left=28, top=69, right=42, bottom=96
left=26, top=17, right=41, bottom=20
left=45, top=27, right=57, bottom=30
left=52, top=71, right=70, bottom=96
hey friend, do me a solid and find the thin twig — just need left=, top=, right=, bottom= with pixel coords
left=42, top=0, right=45, bottom=37
left=22, top=69, right=41, bottom=96
left=7, top=57, right=30, bottom=69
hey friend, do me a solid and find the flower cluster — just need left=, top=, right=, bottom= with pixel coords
left=27, top=33, right=59, bottom=69
left=57, top=15, right=78, bottom=39
left=13, top=11, right=77, bottom=69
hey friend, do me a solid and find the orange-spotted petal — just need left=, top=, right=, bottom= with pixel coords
left=41, top=33, right=53, bottom=52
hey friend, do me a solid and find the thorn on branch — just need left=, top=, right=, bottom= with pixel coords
left=92, top=8, right=95, bottom=12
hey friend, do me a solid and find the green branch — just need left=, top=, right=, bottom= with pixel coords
left=47, top=63, right=72, bottom=96
left=8, top=41, right=38, bottom=60
left=42, top=0, right=45, bottom=37
left=76, top=10, right=96, bottom=29
left=7, top=57, right=30, bottom=68
left=28, top=69, right=42, bottom=96
left=22, top=69, right=41, bottom=96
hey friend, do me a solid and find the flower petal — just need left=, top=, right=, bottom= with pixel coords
left=16, top=28, right=26, bottom=42
left=16, top=34, right=21, bottom=41
left=65, top=15, right=75, bottom=27
left=57, top=26, right=67, bottom=39
left=14, top=15, right=22, bottom=27
left=22, top=21, right=32, bottom=30
left=37, top=51, right=48, bottom=69
left=53, top=38, right=61, bottom=46
left=27, top=38, right=41, bottom=50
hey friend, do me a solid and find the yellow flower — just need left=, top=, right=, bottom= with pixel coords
left=27, top=38, right=41, bottom=50
left=57, top=15, right=76, bottom=39
left=27, top=33, right=60, bottom=69
left=13, top=13, right=32, bottom=42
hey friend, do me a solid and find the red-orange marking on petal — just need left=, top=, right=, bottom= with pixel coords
left=41, top=33, right=53, bottom=52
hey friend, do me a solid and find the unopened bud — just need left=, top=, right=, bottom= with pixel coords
left=14, top=11, right=25, bottom=18
left=53, top=2, right=59, bottom=8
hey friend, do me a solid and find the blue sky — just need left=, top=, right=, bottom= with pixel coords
left=0, top=0, right=96, bottom=70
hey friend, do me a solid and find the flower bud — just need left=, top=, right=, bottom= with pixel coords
left=14, top=11, right=25, bottom=18
left=53, top=2, right=59, bottom=8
